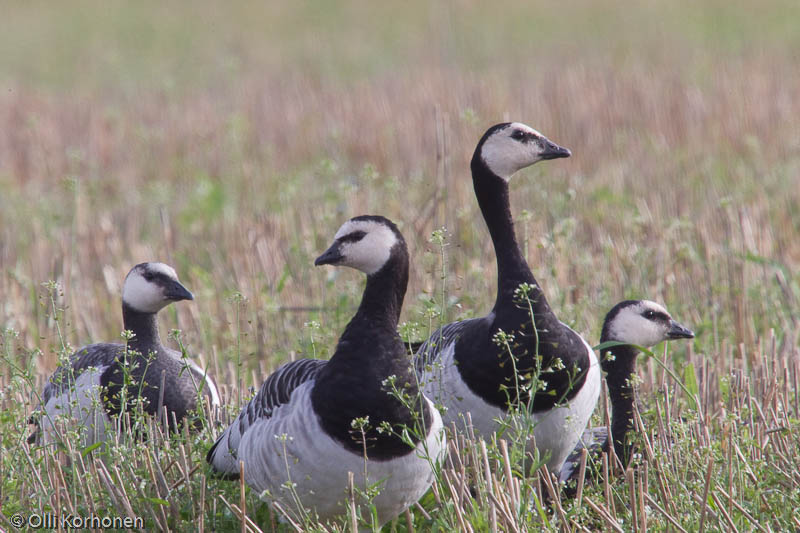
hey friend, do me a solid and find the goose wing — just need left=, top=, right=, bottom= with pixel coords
left=414, top=318, right=485, bottom=375
left=41, top=343, right=122, bottom=405
left=558, top=426, right=608, bottom=485
left=206, top=358, right=326, bottom=477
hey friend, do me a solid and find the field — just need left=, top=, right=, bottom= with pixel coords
left=1, top=0, right=799, bottom=531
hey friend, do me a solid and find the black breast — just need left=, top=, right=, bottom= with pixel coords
left=311, top=337, right=432, bottom=461
left=455, top=308, right=591, bottom=411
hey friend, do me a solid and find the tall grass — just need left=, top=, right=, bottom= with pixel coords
left=1, top=0, right=799, bottom=530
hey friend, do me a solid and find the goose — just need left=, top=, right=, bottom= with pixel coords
left=207, top=215, right=445, bottom=527
left=415, top=122, right=597, bottom=474
left=558, top=300, right=694, bottom=487
left=29, top=262, right=220, bottom=446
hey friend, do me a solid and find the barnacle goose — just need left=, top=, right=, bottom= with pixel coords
left=29, top=262, right=220, bottom=446
left=207, top=215, right=445, bottom=527
left=559, top=300, right=694, bottom=486
left=415, top=122, right=598, bottom=474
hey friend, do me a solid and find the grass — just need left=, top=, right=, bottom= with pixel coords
left=1, top=0, right=799, bottom=530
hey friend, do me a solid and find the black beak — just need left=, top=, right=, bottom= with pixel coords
left=539, top=138, right=571, bottom=160
left=666, top=320, right=694, bottom=340
left=315, top=242, right=343, bottom=266
left=165, top=280, right=194, bottom=301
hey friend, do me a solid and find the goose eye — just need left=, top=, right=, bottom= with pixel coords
left=340, top=230, right=367, bottom=243
left=143, top=272, right=155, bottom=281
left=510, top=130, right=526, bottom=141
left=643, top=310, right=656, bottom=319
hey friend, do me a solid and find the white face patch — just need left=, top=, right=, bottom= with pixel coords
left=607, top=301, right=672, bottom=348
left=480, top=122, right=549, bottom=180
left=333, top=219, right=398, bottom=275
left=122, top=263, right=178, bottom=313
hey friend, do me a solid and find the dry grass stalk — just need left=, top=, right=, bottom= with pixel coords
left=583, top=497, right=624, bottom=533
left=219, top=495, right=265, bottom=533
left=479, top=440, right=497, bottom=533
left=240, top=461, right=247, bottom=533
left=625, top=468, right=637, bottom=533
left=642, top=493, right=687, bottom=533
left=347, top=471, right=358, bottom=533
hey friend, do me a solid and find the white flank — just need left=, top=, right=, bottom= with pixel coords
left=237, top=381, right=446, bottom=527
left=41, top=367, right=113, bottom=447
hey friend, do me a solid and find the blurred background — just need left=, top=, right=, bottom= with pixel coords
left=1, top=0, right=798, bottom=381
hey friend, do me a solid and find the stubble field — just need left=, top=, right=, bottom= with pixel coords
left=1, top=1, right=799, bottom=531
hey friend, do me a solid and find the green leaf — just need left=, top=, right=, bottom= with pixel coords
left=276, top=266, right=290, bottom=294
left=81, top=442, right=102, bottom=457
left=147, top=497, right=170, bottom=506
left=593, top=340, right=631, bottom=351
left=683, top=362, right=699, bottom=398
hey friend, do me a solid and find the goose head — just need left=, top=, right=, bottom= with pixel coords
left=315, top=215, right=405, bottom=276
left=601, top=300, right=694, bottom=373
left=475, top=122, right=571, bottom=181
left=122, top=262, right=194, bottom=314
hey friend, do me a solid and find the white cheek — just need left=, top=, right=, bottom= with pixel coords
left=342, top=238, right=391, bottom=275
left=616, top=318, right=666, bottom=348
left=481, top=139, right=540, bottom=180
left=122, top=276, right=166, bottom=313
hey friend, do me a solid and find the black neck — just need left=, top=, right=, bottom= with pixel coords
left=339, top=255, right=408, bottom=343
left=600, top=341, right=639, bottom=467
left=470, top=157, right=550, bottom=315
left=122, top=303, right=163, bottom=355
